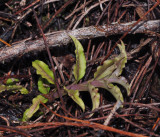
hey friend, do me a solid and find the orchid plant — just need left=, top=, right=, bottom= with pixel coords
left=21, top=36, right=130, bottom=121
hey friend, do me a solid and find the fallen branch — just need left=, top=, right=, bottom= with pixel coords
left=0, top=20, right=160, bottom=62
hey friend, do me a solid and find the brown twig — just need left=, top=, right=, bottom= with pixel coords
left=16, top=102, right=148, bottom=137
left=138, top=46, right=160, bottom=99
left=15, top=0, right=40, bottom=15
left=73, top=0, right=109, bottom=29
left=0, top=125, right=31, bottom=137
left=117, top=113, right=159, bottom=137
left=101, top=1, right=160, bottom=64
left=33, top=8, right=66, bottom=113
left=43, top=0, right=73, bottom=30
left=0, top=20, right=160, bottom=63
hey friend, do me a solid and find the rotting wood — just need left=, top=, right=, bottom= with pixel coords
left=0, top=20, right=160, bottom=62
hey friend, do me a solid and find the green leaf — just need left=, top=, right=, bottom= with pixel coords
left=64, top=86, right=85, bottom=112
left=94, top=41, right=127, bottom=80
left=6, top=78, right=19, bottom=85
left=98, top=79, right=124, bottom=103
left=0, top=84, right=29, bottom=94
left=39, top=40, right=129, bottom=112
left=94, top=59, right=115, bottom=80
left=88, top=83, right=100, bottom=111
left=32, top=60, right=54, bottom=84
left=18, top=86, right=29, bottom=94
left=22, top=95, right=48, bottom=121
left=107, top=76, right=130, bottom=95
left=92, top=41, right=130, bottom=105
left=38, top=77, right=50, bottom=94
left=69, top=35, right=86, bottom=82
left=113, top=41, right=127, bottom=76
left=0, top=84, right=6, bottom=93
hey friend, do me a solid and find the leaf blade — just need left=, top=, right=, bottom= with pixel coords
left=32, top=60, right=54, bottom=84
left=94, top=41, right=127, bottom=80
left=88, top=83, right=100, bottom=111
left=94, top=59, right=115, bottom=80
left=22, top=95, right=48, bottom=121
left=113, top=41, right=127, bottom=76
left=69, top=35, right=86, bottom=82
left=107, top=76, right=130, bottom=95
left=101, top=80, right=124, bottom=103
left=38, top=77, right=50, bottom=94
left=0, top=84, right=29, bottom=94
left=64, top=86, right=85, bottom=112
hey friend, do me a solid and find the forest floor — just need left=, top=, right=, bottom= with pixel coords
left=0, top=0, right=160, bottom=137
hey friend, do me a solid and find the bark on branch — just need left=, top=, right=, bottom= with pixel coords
left=0, top=20, right=160, bottom=62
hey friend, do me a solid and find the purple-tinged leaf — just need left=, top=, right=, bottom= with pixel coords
left=64, top=86, right=85, bottom=112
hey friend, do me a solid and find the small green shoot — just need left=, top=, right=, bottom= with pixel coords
left=0, top=78, right=28, bottom=94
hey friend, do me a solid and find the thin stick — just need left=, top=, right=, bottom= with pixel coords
left=33, top=9, right=65, bottom=111
left=0, top=20, right=160, bottom=63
